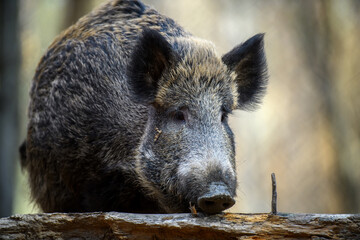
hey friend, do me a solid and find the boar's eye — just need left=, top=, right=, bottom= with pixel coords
left=171, top=108, right=188, bottom=124
left=174, top=111, right=186, bottom=122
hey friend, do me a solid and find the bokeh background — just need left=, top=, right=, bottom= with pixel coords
left=1, top=0, right=359, bottom=217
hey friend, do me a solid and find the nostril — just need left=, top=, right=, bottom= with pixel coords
left=223, top=202, right=230, bottom=209
left=205, top=200, right=215, bottom=206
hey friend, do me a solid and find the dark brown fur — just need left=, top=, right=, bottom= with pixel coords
left=21, top=0, right=267, bottom=213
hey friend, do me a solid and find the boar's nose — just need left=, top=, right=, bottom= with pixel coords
left=197, top=182, right=235, bottom=214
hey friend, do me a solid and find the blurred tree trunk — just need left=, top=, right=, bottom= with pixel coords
left=63, top=0, right=92, bottom=30
left=0, top=0, right=20, bottom=217
left=292, top=0, right=359, bottom=212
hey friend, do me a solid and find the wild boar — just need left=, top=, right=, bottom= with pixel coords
left=20, top=0, right=268, bottom=214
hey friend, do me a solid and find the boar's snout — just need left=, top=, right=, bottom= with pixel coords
left=197, top=182, right=235, bottom=214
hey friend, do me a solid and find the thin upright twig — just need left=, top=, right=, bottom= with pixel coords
left=271, top=173, right=277, bottom=215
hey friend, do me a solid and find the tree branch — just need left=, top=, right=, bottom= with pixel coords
left=271, top=173, right=277, bottom=214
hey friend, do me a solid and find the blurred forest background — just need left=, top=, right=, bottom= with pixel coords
left=1, top=0, right=359, bottom=217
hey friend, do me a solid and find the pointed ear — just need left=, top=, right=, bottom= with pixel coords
left=222, top=33, right=268, bottom=110
left=127, top=28, right=178, bottom=104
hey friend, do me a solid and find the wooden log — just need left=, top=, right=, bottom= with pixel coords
left=0, top=212, right=359, bottom=239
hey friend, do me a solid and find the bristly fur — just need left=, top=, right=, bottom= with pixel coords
left=222, top=33, right=268, bottom=110
left=21, top=0, right=268, bottom=214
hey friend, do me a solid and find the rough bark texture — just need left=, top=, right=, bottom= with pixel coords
left=0, top=212, right=359, bottom=239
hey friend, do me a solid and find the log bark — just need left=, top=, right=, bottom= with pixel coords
left=0, top=212, right=359, bottom=239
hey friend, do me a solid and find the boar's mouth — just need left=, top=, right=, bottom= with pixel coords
left=158, top=181, right=235, bottom=214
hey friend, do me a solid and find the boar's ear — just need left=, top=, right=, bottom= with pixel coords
left=222, top=33, right=268, bottom=110
left=127, top=28, right=177, bottom=104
